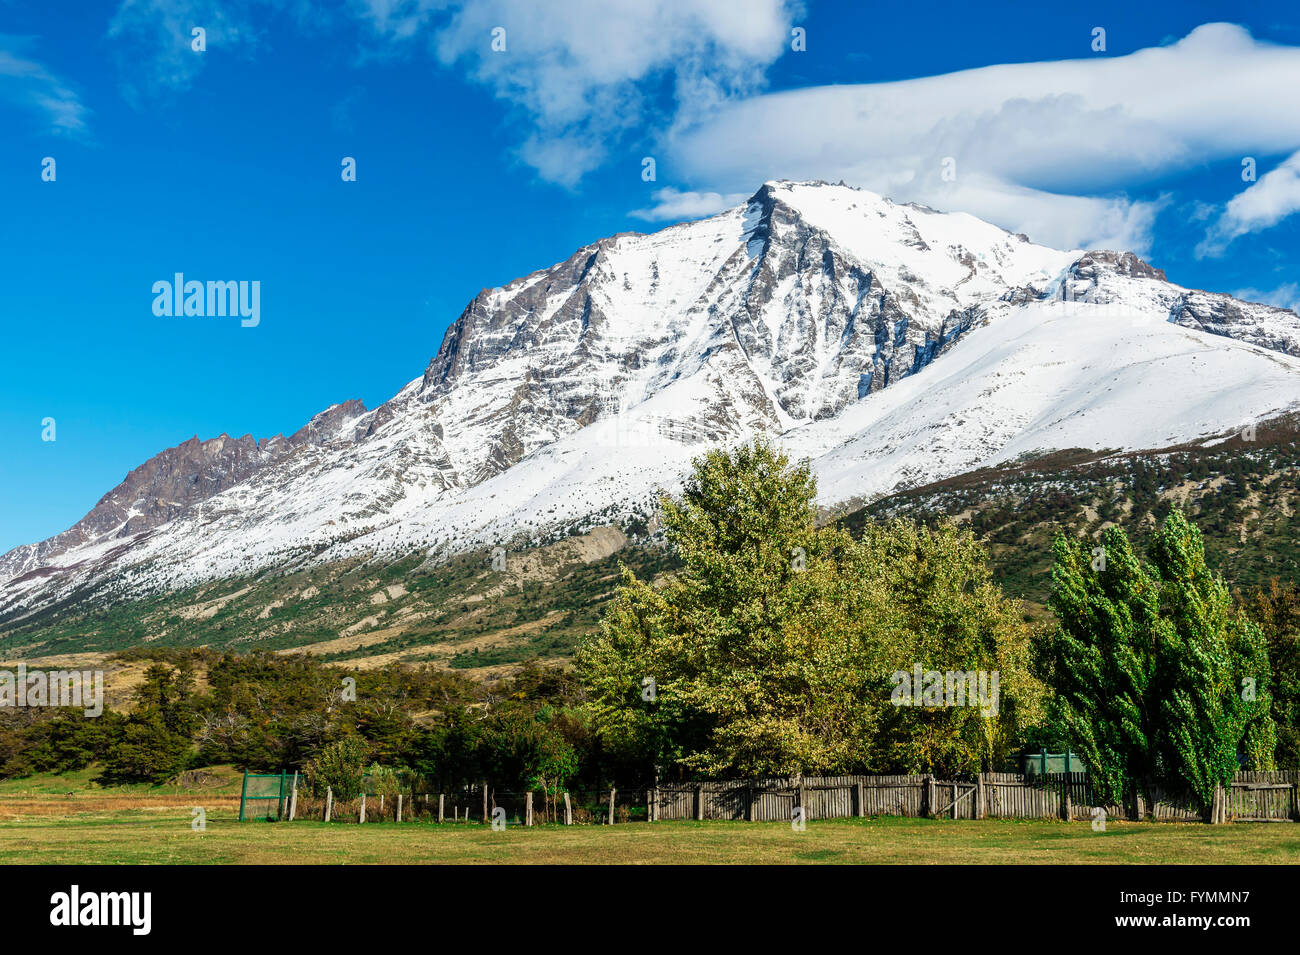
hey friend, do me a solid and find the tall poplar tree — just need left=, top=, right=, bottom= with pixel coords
left=1044, top=510, right=1275, bottom=815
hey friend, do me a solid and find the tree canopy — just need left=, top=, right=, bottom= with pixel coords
left=578, top=438, right=1043, bottom=779
left=1041, top=510, right=1274, bottom=813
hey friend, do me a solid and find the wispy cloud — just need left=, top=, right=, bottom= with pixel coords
left=107, top=0, right=273, bottom=103
left=0, top=37, right=89, bottom=135
left=628, top=187, right=749, bottom=222
left=661, top=23, right=1300, bottom=252
left=351, top=0, right=800, bottom=187
left=1233, top=281, right=1300, bottom=313
left=1199, top=151, right=1300, bottom=257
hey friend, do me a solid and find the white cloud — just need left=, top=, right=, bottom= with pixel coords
left=0, top=38, right=89, bottom=134
left=107, top=0, right=289, bottom=102
left=662, top=23, right=1300, bottom=251
left=1199, top=151, right=1300, bottom=256
left=1232, top=282, right=1300, bottom=313
left=352, top=0, right=800, bottom=186
left=628, top=187, right=748, bottom=222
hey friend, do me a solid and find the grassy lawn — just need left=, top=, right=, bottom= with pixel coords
left=0, top=802, right=1297, bottom=864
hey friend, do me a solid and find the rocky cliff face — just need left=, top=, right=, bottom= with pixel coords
left=3, top=180, right=1300, bottom=624
left=0, top=401, right=368, bottom=593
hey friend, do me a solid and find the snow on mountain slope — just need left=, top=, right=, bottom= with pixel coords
left=789, top=299, right=1300, bottom=505
left=3, top=180, right=1300, bottom=622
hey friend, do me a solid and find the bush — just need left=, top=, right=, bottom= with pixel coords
left=304, top=737, right=368, bottom=799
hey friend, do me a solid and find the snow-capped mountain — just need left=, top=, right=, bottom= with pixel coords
left=4, top=180, right=1300, bottom=622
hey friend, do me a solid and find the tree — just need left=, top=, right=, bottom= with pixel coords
left=1148, top=511, right=1274, bottom=798
left=1242, top=579, right=1300, bottom=769
left=861, top=519, right=1044, bottom=776
left=477, top=704, right=580, bottom=793
left=303, top=737, right=368, bottom=799
left=99, top=714, right=191, bottom=784
left=579, top=437, right=1043, bottom=779
left=1042, top=510, right=1276, bottom=816
left=1041, top=525, right=1161, bottom=809
left=99, top=664, right=195, bottom=784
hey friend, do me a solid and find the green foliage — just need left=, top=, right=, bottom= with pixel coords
left=1242, top=580, right=1300, bottom=769
left=478, top=704, right=581, bottom=792
left=304, top=737, right=368, bottom=799
left=99, top=716, right=191, bottom=784
left=365, top=763, right=403, bottom=798
left=1042, top=509, right=1276, bottom=814
left=1042, top=525, right=1161, bottom=807
left=99, top=663, right=197, bottom=784
left=860, top=520, right=1045, bottom=775
left=1148, top=511, right=1274, bottom=801
left=0, top=710, right=124, bottom=778
left=579, top=438, right=1044, bottom=779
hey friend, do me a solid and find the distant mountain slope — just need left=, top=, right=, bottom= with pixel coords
left=844, top=415, right=1300, bottom=616
left=8, top=422, right=1298, bottom=671
left=4, top=180, right=1300, bottom=631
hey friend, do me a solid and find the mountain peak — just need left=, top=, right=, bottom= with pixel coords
left=4, top=189, right=1300, bottom=623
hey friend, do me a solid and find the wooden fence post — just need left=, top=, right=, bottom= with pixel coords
left=380, top=794, right=385, bottom=816
left=608, top=788, right=617, bottom=825
left=951, top=782, right=958, bottom=819
left=1061, top=776, right=1072, bottom=821
left=396, top=794, right=403, bottom=823
left=360, top=793, right=367, bottom=824
left=926, top=775, right=935, bottom=818
left=975, top=773, right=985, bottom=820
left=646, top=788, right=653, bottom=823
left=855, top=781, right=866, bottom=818
left=288, top=771, right=298, bottom=821
left=438, top=793, right=445, bottom=823
left=696, top=784, right=704, bottom=821
left=325, top=786, right=333, bottom=823
left=482, top=783, right=488, bottom=824
left=563, top=791, right=572, bottom=825
left=526, top=791, right=534, bottom=827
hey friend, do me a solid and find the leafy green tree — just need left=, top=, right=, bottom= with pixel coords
left=303, top=736, right=368, bottom=799
left=1043, top=510, right=1276, bottom=815
left=1242, top=579, right=1300, bottom=769
left=99, top=664, right=196, bottom=784
left=1041, top=525, right=1161, bottom=808
left=580, top=438, right=1042, bottom=779
left=580, top=439, right=875, bottom=777
left=1148, top=511, right=1274, bottom=801
left=99, top=714, right=192, bottom=784
left=413, top=706, right=484, bottom=790
left=861, top=519, right=1044, bottom=775
left=477, top=704, right=581, bottom=792
left=0, top=709, right=123, bottom=777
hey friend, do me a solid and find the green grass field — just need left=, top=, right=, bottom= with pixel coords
left=0, top=768, right=1294, bottom=864
left=2, top=803, right=1297, bottom=864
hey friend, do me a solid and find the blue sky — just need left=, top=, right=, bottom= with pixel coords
left=3, top=0, right=1300, bottom=553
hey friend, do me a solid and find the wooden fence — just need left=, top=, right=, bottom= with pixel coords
left=295, top=771, right=1298, bottom=825
left=649, top=770, right=1300, bottom=824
